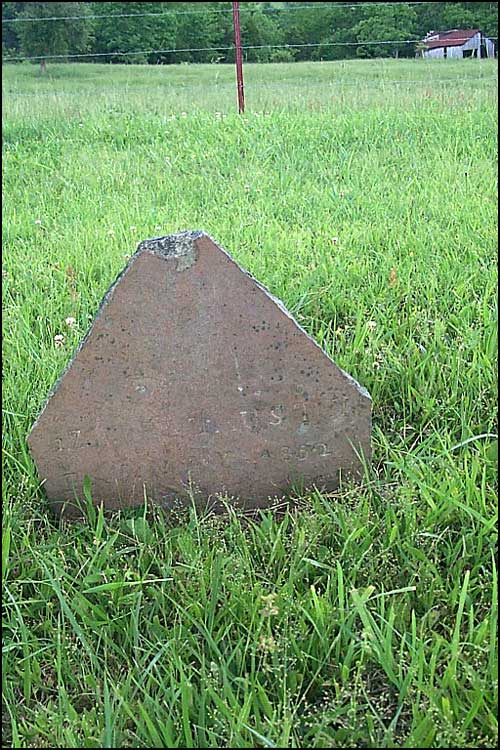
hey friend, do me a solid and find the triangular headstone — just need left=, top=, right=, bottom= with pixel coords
left=28, top=232, right=371, bottom=518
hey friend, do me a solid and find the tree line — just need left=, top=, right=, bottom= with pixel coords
left=2, top=1, right=498, bottom=69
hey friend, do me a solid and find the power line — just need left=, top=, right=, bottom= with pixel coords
left=2, top=2, right=436, bottom=24
left=6, top=36, right=497, bottom=63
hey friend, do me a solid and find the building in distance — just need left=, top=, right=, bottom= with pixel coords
left=420, top=29, right=496, bottom=59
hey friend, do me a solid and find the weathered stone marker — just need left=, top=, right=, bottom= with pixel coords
left=28, top=231, right=371, bottom=518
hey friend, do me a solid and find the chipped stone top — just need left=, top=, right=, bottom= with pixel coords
left=137, top=231, right=203, bottom=271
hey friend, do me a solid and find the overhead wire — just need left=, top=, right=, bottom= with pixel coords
left=3, top=75, right=497, bottom=101
left=3, top=2, right=439, bottom=24
left=5, top=36, right=498, bottom=63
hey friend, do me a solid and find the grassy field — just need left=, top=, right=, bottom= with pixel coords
left=2, top=59, right=498, bottom=748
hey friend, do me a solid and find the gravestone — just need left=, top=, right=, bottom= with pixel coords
left=28, top=231, right=371, bottom=518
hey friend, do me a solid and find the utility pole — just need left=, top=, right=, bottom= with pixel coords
left=232, top=2, right=245, bottom=114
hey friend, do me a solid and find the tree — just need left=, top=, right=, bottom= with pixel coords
left=5, top=0, right=496, bottom=68
left=16, top=2, right=93, bottom=72
left=413, top=2, right=498, bottom=39
left=353, top=3, right=418, bottom=58
left=239, top=5, right=285, bottom=63
left=92, top=2, right=176, bottom=65
left=170, top=2, right=227, bottom=63
left=278, top=2, right=335, bottom=62
left=441, top=5, right=476, bottom=32
left=463, top=2, right=498, bottom=38
left=2, top=3, right=27, bottom=57
left=309, top=4, right=365, bottom=61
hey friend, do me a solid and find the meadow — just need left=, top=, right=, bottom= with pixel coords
left=2, top=59, right=498, bottom=748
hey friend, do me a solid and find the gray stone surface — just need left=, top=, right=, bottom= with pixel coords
left=28, top=231, right=372, bottom=518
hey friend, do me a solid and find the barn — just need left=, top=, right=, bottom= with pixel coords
left=421, top=29, right=496, bottom=59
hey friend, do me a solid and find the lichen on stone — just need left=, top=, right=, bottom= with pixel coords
left=137, top=231, right=203, bottom=270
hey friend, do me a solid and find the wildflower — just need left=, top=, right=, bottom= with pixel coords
left=107, top=229, right=115, bottom=237
left=331, top=237, right=339, bottom=245
left=244, top=184, right=251, bottom=192
left=54, top=334, right=65, bottom=348
left=181, top=112, right=187, bottom=117
left=35, top=219, right=42, bottom=225
left=64, top=317, right=76, bottom=328
left=155, top=226, right=162, bottom=232
left=260, top=593, right=279, bottom=617
left=130, top=225, right=137, bottom=232
left=367, top=320, right=377, bottom=330
left=258, top=635, right=276, bottom=653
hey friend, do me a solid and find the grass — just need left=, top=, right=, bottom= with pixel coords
left=2, top=59, right=498, bottom=748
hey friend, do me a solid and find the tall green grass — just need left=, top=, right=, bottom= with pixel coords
left=2, top=60, right=498, bottom=748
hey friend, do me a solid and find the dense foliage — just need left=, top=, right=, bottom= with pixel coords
left=2, top=1, right=498, bottom=65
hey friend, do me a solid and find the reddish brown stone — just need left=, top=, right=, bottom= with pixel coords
left=28, top=232, right=371, bottom=518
